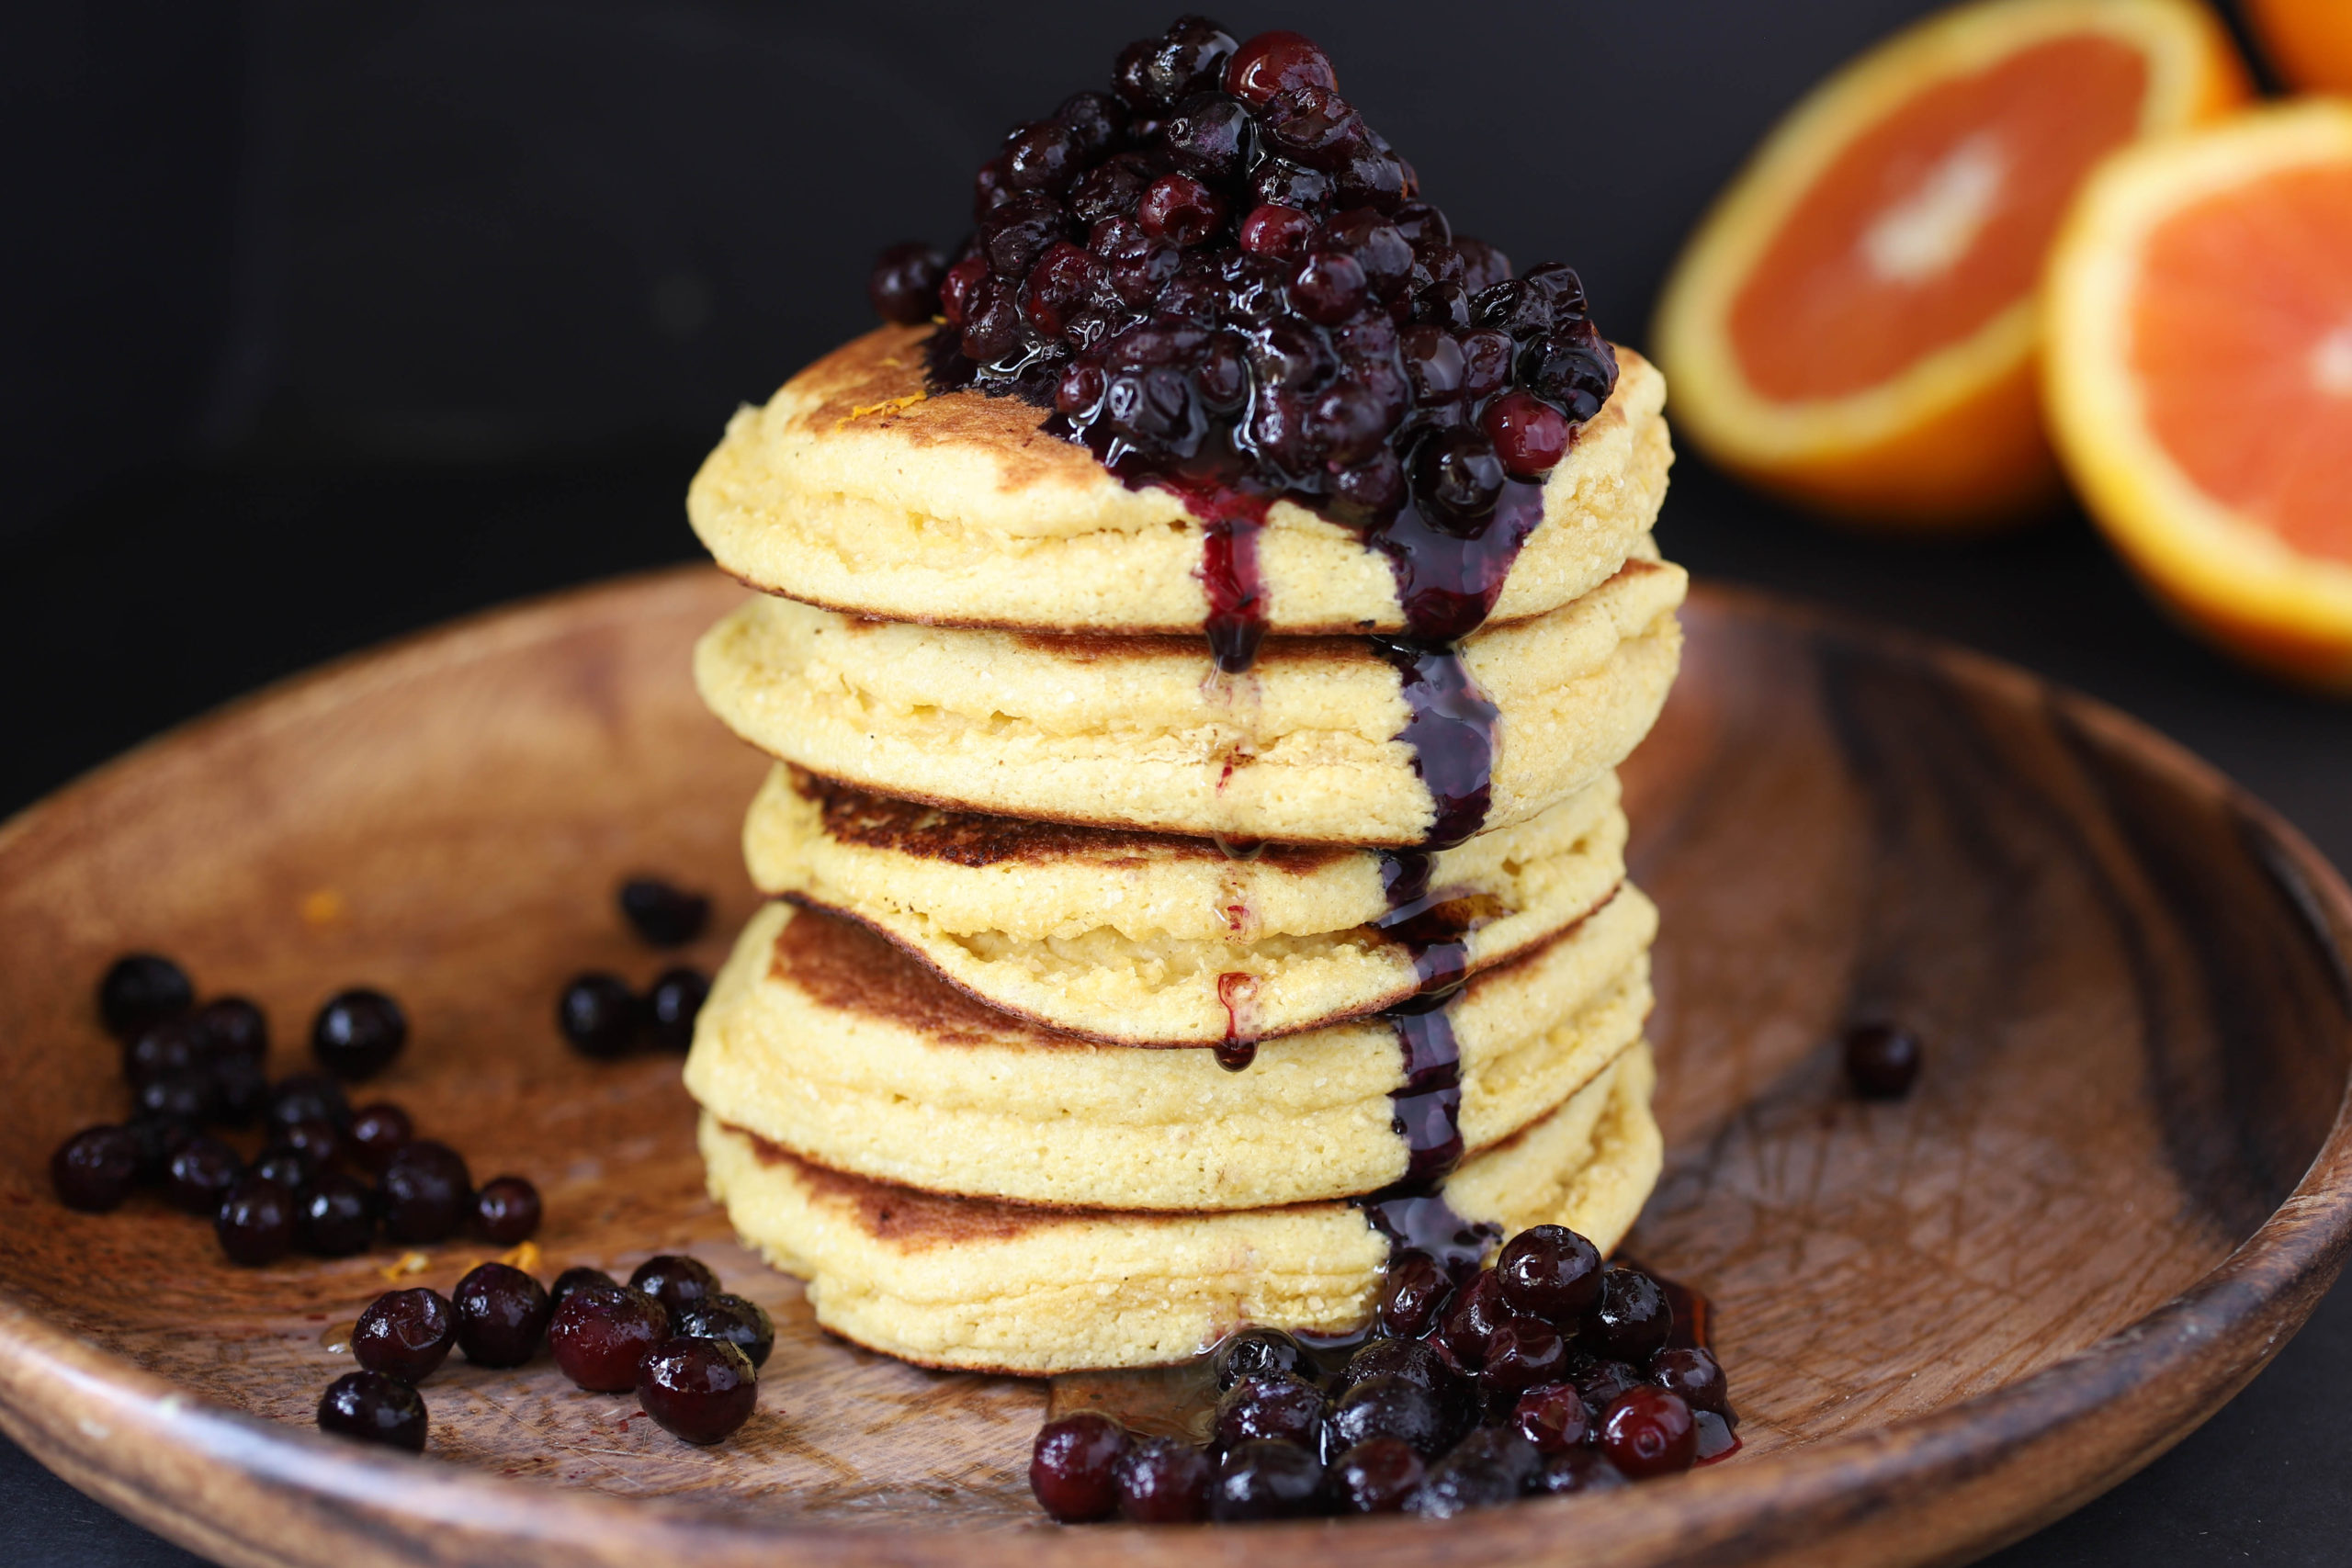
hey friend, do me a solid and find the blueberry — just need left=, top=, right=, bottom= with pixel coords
left=98, top=953, right=192, bottom=1040
left=311, top=989, right=408, bottom=1080
left=316, top=1371, right=426, bottom=1452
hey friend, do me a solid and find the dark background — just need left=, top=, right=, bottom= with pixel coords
left=6, top=1, right=2349, bottom=1562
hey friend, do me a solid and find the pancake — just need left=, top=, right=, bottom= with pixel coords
left=686, top=324, right=1673, bottom=637
left=695, top=554, right=1685, bottom=847
left=684, top=894, right=1655, bottom=1212
left=700, top=1042, right=1657, bottom=1375
left=742, top=764, right=1626, bottom=1044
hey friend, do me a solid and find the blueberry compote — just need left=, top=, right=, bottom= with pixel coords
left=871, top=11, right=1616, bottom=716
left=1038, top=1224, right=1736, bottom=1525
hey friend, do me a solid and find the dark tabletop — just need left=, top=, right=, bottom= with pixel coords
left=6, top=1, right=2347, bottom=1562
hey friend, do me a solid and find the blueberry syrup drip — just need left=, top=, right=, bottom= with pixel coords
left=1374, top=640, right=1501, bottom=852
left=1213, top=966, right=1260, bottom=1072
left=1385, top=996, right=1466, bottom=1183
left=1373, top=479, right=1546, bottom=646
left=1340, top=841, right=1496, bottom=1274
left=1201, top=513, right=1269, bottom=675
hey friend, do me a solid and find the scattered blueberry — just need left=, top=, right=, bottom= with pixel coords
left=354, top=1288, right=458, bottom=1382
left=628, top=1254, right=718, bottom=1317
left=249, top=1145, right=320, bottom=1192
left=1327, top=1437, right=1424, bottom=1514
left=1531, top=1446, right=1628, bottom=1495
left=1650, top=1346, right=1730, bottom=1416
left=1209, top=1325, right=1309, bottom=1391
left=122, top=1111, right=195, bottom=1184
left=1030, top=1411, right=1130, bottom=1523
left=1409, top=1428, right=1537, bottom=1517
left=298, top=1172, right=377, bottom=1257
left=550, top=1265, right=619, bottom=1306
left=1585, top=1267, right=1673, bottom=1363
left=51, top=1126, right=141, bottom=1213
left=452, top=1262, right=552, bottom=1368
left=317, top=1370, right=427, bottom=1453
left=1494, top=1223, right=1602, bottom=1324
left=550, top=1283, right=670, bottom=1392
left=673, top=1292, right=775, bottom=1370
left=214, top=1173, right=296, bottom=1266
left=1374, top=1247, right=1454, bottom=1338
left=312, top=988, right=408, bottom=1080
left=274, top=1115, right=341, bottom=1168
left=1325, top=1373, right=1450, bottom=1458
left=636, top=1335, right=757, bottom=1444
left=1600, top=1386, right=1697, bottom=1478
left=122, top=1018, right=201, bottom=1084
left=1509, top=1381, right=1590, bottom=1452
left=645, top=967, right=709, bottom=1053
left=1213, top=1371, right=1324, bottom=1450
left=267, top=1072, right=353, bottom=1134
left=163, top=1135, right=242, bottom=1215
left=190, top=996, right=268, bottom=1065
left=133, top=1068, right=217, bottom=1126
left=558, top=973, right=640, bottom=1058
left=1114, top=1434, right=1213, bottom=1523
left=1845, top=1021, right=1924, bottom=1100
left=99, top=953, right=193, bottom=1040
left=345, top=1101, right=414, bottom=1173
left=1210, top=1438, right=1323, bottom=1522
left=377, top=1139, right=472, bottom=1245
left=618, top=878, right=711, bottom=948
left=473, top=1175, right=542, bottom=1246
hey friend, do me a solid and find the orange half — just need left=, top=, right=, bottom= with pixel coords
left=1653, top=0, right=2247, bottom=530
left=2045, top=100, right=2352, bottom=690
left=2245, top=0, right=2352, bottom=94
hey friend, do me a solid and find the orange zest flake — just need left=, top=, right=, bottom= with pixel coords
left=834, top=391, right=927, bottom=430
left=497, top=1239, right=545, bottom=1275
left=377, top=1250, right=431, bottom=1282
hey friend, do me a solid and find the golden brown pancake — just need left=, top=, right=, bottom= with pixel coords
left=695, top=554, right=1686, bottom=846
left=687, top=324, right=1672, bottom=636
left=741, top=764, right=1629, bottom=1043
left=698, top=1043, right=1659, bottom=1374
left=684, top=894, right=1656, bottom=1210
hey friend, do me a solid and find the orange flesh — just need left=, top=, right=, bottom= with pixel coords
left=1731, top=36, right=2146, bottom=400
left=2133, top=164, right=2352, bottom=565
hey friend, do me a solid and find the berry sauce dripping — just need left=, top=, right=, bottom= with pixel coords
left=1214, top=973, right=1259, bottom=1072
left=1344, top=847, right=1493, bottom=1277
left=1373, top=641, right=1502, bottom=852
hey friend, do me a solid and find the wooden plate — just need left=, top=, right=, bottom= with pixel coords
left=2, top=569, right=2348, bottom=1568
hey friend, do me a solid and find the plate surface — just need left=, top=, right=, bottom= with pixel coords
left=1, top=568, right=2348, bottom=1568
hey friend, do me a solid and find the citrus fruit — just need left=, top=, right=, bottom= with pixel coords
left=1652, top=0, right=2248, bottom=530
left=2044, top=101, right=2352, bottom=690
left=2245, top=0, right=2352, bottom=94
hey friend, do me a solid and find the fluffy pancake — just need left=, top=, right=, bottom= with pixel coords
left=695, top=554, right=1685, bottom=847
left=698, top=1043, right=1658, bottom=1375
left=684, top=894, right=1655, bottom=1211
left=743, top=764, right=1626, bottom=1044
left=686, top=324, right=1673, bottom=636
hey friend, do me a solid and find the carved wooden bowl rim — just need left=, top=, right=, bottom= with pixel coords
left=0, top=570, right=2346, bottom=1568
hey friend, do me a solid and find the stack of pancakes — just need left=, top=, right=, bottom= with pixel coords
left=680, top=322, right=1684, bottom=1374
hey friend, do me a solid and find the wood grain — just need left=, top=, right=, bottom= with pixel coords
left=0, top=568, right=2346, bottom=1568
